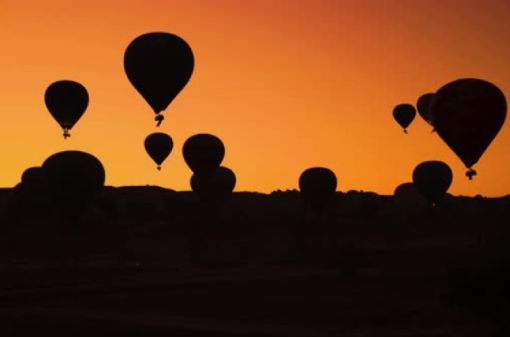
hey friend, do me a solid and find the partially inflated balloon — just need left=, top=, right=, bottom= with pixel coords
left=183, top=134, right=225, bottom=174
left=124, top=32, right=194, bottom=126
left=412, top=161, right=452, bottom=205
left=45, top=80, right=88, bottom=139
left=416, top=93, right=435, bottom=124
left=299, top=167, right=337, bottom=211
left=144, top=132, right=173, bottom=170
left=393, top=103, right=416, bottom=133
left=429, top=78, right=506, bottom=179
left=42, top=151, right=105, bottom=211
left=190, top=166, right=236, bottom=202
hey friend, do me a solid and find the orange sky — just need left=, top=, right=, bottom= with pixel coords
left=1, top=0, right=510, bottom=196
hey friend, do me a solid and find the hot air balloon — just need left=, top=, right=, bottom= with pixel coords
left=124, top=32, right=194, bottom=126
left=393, top=103, right=416, bottom=133
left=299, top=167, right=337, bottom=211
left=183, top=134, right=225, bottom=174
left=412, top=161, right=452, bottom=205
left=416, top=93, right=435, bottom=125
left=144, top=132, right=173, bottom=170
left=20, top=167, right=46, bottom=193
left=42, top=151, right=105, bottom=214
left=45, top=80, right=89, bottom=139
left=190, top=166, right=236, bottom=202
left=429, top=78, right=506, bottom=179
left=394, top=182, right=427, bottom=214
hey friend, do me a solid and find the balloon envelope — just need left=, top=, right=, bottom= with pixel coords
left=183, top=134, right=225, bottom=174
left=394, top=182, right=428, bottom=213
left=42, top=151, right=105, bottom=206
left=144, top=132, right=173, bottom=169
left=124, top=32, right=194, bottom=118
left=299, top=167, right=337, bottom=211
left=45, top=80, right=88, bottom=137
left=190, top=166, right=236, bottom=202
left=412, top=161, right=452, bottom=204
left=416, top=93, right=435, bottom=124
left=429, top=78, right=506, bottom=169
left=393, top=103, right=416, bottom=132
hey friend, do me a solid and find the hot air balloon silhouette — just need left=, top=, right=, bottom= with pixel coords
left=124, top=32, right=194, bottom=126
left=416, top=93, right=435, bottom=125
left=42, top=151, right=105, bottom=215
left=412, top=161, right=452, bottom=205
left=393, top=103, right=416, bottom=133
left=299, top=167, right=337, bottom=212
left=45, top=80, right=88, bottom=139
left=182, top=134, right=225, bottom=174
left=144, top=132, right=173, bottom=170
left=393, top=182, right=427, bottom=214
left=429, top=78, right=507, bottom=179
left=190, top=166, right=236, bottom=202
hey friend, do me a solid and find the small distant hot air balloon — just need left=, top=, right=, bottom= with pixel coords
left=45, top=80, right=89, bottom=139
left=416, top=93, right=435, bottom=125
left=190, top=166, right=236, bottom=202
left=393, top=103, right=416, bottom=133
left=182, top=134, right=225, bottom=174
left=299, top=167, right=337, bottom=211
left=124, top=32, right=194, bottom=126
left=144, top=132, right=173, bottom=170
left=412, top=161, right=452, bottom=205
left=429, top=78, right=507, bottom=179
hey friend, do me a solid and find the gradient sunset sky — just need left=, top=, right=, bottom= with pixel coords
left=1, top=0, right=510, bottom=196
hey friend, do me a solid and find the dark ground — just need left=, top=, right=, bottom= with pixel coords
left=0, top=187, right=508, bottom=336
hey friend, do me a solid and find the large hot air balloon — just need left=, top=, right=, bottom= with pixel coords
left=393, top=103, right=416, bottom=133
left=416, top=93, right=435, bottom=125
left=124, top=32, right=194, bottom=126
left=412, top=161, right=452, bottom=205
left=429, top=78, right=507, bottom=179
left=45, top=80, right=89, bottom=139
left=144, top=132, right=173, bottom=170
left=42, top=151, right=105, bottom=213
left=299, top=167, right=337, bottom=211
left=183, top=134, right=225, bottom=174
left=190, top=166, right=236, bottom=202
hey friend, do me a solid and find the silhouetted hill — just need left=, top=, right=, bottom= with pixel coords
left=1, top=187, right=510, bottom=336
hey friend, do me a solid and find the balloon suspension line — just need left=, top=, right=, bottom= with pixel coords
left=63, top=128, right=71, bottom=139
left=466, top=168, right=477, bottom=180
left=155, top=114, right=164, bottom=127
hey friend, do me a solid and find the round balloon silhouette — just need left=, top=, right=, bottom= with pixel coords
left=412, top=161, right=452, bottom=205
left=183, top=134, right=225, bottom=174
left=394, top=182, right=427, bottom=213
left=393, top=103, right=416, bottom=133
left=190, top=166, right=236, bottom=202
left=429, top=78, right=507, bottom=179
left=21, top=166, right=46, bottom=193
left=42, top=151, right=105, bottom=211
left=416, top=93, right=435, bottom=125
left=124, top=32, right=194, bottom=126
left=144, top=132, right=173, bottom=170
left=45, top=80, right=89, bottom=139
left=299, top=167, right=337, bottom=211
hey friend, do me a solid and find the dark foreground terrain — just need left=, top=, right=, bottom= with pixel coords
left=0, top=187, right=509, bottom=336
